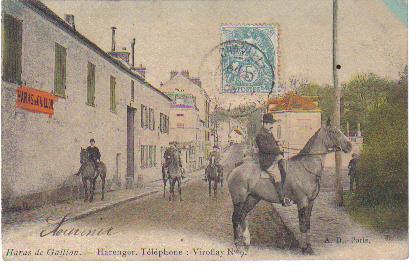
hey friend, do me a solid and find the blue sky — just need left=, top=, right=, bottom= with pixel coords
left=383, top=0, right=408, bottom=25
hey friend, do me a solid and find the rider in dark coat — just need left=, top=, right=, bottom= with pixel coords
left=163, top=142, right=183, bottom=178
left=208, top=145, right=221, bottom=166
left=255, top=113, right=289, bottom=206
left=75, top=138, right=101, bottom=176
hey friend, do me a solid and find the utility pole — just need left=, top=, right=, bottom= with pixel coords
left=333, top=0, right=343, bottom=206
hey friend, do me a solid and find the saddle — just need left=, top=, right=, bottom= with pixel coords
left=260, top=170, right=281, bottom=183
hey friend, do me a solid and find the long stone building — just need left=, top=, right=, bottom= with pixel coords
left=1, top=0, right=172, bottom=209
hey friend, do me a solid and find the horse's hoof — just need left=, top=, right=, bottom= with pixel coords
left=301, top=244, right=314, bottom=255
left=243, top=245, right=250, bottom=253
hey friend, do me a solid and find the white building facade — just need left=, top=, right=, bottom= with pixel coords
left=1, top=0, right=171, bottom=209
left=268, top=93, right=322, bottom=158
left=160, top=71, right=211, bottom=170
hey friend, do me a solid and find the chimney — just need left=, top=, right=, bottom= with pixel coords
left=170, top=70, right=178, bottom=79
left=64, top=14, right=75, bottom=30
left=132, top=64, right=146, bottom=79
left=190, top=77, right=202, bottom=88
left=131, top=38, right=136, bottom=67
left=180, top=70, right=190, bottom=78
left=111, top=27, right=117, bottom=52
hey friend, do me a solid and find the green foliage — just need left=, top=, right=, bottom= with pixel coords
left=344, top=192, right=408, bottom=231
left=296, top=67, right=408, bottom=231
left=297, top=83, right=335, bottom=121
left=341, top=73, right=396, bottom=134
left=354, top=68, right=408, bottom=210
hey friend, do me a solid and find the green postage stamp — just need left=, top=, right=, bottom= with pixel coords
left=221, top=24, right=278, bottom=94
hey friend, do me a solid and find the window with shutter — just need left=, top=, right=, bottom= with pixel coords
left=149, top=108, right=155, bottom=130
left=2, top=14, right=22, bottom=84
left=87, top=62, right=95, bottom=106
left=110, top=75, right=116, bottom=112
left=141, top=105, right=145, bottom=128
left=160, top=113, right=163, bottom=132
left=54, top=43, right=67, bottom=96
left=131, top=80, right=134, bottom=101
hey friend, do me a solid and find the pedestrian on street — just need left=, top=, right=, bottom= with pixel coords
left=348, top=153, right=359, bottom=192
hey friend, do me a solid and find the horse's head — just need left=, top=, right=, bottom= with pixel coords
left=322, top=119, right=352, bottom=153
left=80, top=147, right=89, bottom=164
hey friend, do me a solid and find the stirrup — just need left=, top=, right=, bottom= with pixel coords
left=282, top=197, right=293, bottom=207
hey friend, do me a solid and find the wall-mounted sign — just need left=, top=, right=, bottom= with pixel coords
left=16, top=86, right=58, bottom=117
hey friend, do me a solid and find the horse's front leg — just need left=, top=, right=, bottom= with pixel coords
left=89, top=179, right=96, bottom=202
left=163, top=179, right=166, bottom=199
left=232, top=202, right=244, bottom=248
left=82, top=178, right=88, bottom=202
left=178, top=178, right=183, bottom=201
left=169, top=179, right=173, bottom=201
left=208, top=178, right=212, bottom=196
left=220, top=173, right=223, bottom=187
left=213, top=177, right=218, bottom=198
left=101, top=175, right=105, bottom=201
left=298, top=201, right=314, bottom=255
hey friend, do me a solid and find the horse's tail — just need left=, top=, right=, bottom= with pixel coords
left=227, top=164, right=250, bottom=204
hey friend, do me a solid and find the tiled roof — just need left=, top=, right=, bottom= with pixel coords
left=268, top=92, right=320, bottom=112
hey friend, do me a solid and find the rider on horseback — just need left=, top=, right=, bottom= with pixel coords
left=255, top=113, right=290, bottom=206
left=163, top=141, right=183, bottom=179
left=208, top=145, right=221, bottom=166
left=75, top=138, right=101, bottom=176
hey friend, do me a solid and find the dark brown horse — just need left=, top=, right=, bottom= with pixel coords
left=79, top=148, right=107, bottom=202
left=162, top=163, right=168, bottom=198
left=164, top=149, right=183, bottom=201
left=205, top=158, right=223, bottom=197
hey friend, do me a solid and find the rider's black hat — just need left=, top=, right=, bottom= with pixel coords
left=90, top=138, right=95, bottom=143
left=263, top=113, right=277, bottom=124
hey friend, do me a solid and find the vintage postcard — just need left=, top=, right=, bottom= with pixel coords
left=1, top=0, right=408, bottom=261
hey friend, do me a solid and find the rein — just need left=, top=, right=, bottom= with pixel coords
left=292, top=147, right=341, bottom=178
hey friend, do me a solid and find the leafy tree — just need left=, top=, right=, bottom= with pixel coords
left=352, top=66, right=408, bottom=229
left=341, top=73, right=396, bottom=135
left=297, top=83, right=335, bottom=121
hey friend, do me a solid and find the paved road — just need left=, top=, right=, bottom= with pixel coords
left=3, top=144, right=298, bottom=260
left=2, top=144, right=407, bottom=260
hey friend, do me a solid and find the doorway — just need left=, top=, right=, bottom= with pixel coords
left=127, top=106, right=136, bottom=180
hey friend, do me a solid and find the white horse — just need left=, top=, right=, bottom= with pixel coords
left=228, top=121, right=352, bottom=254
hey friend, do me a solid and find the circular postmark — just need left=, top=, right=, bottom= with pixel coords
left=198, top=40, right=274, bottom=118
left=197, top=25, right=279, bottom=118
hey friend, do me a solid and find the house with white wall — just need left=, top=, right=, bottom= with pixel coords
left=160, top=70, right=211, bottom=169
left=268, top=93, right=321, bottom=158
left=1, top=0, right=171, bottom=209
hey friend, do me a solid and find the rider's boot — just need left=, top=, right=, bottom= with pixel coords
left=267, top=172, right=285, bottom=206
left=278, top=160, right=292, bottom=206
left=267, top=172, right=287, bottom=206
